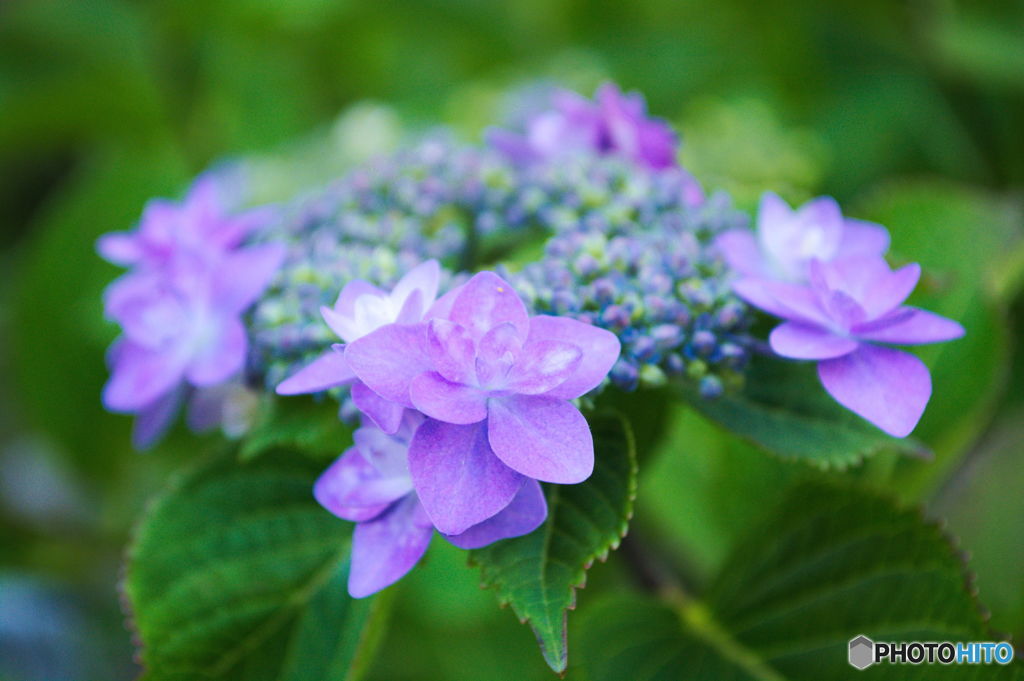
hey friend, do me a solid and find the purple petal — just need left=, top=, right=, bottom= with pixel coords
left=818, top=345, right=931, bottom=438
left=331, top=279, right=385, bottom=317
left=185, top=317, right=247, bottom=387
left=487, top=395, right=593, bottom=484
left=475, top=323, right=522, bottom=387
left=716, top=229, right=765, bottom=278
left=854, top=307, right=965, bottom=345
left=444, top=479, right=547, bottom=549
left=96, top=232, right=141, bottom=266
left=449, top=272, right=529, bottom=342
left=758, top=193, right=843, bottom=280
left=769, top=322, right=858, bottom=360
left=820, top=290, right=868, bottom=330
left=315, top=448, right=412, bottom=522
left=863, top=263, right=921, bottom=319
left=426, top=319, right=477, bottom=385
left=733, top=278, right=830, bottom=326
left=408, top=420, right=524, bottom=535
left=506, top=340, right=582, bottom=394
left=276, top=347, right=355, bottom=395
left=393, top=289, right=425, bottom=325
left=392, top=260, right=440, bottom=313
left=486, top=127, right=539, bottom=164
left=214, top=244, right=285, bottom=313
left=345, top=323, right=431, bottom=407
left=409, top=372, right=488, bottom=425
left=810, top=256, right=894, bottom=307
left=132, top=383, right=185, bottom=450
left=349, top=495, right=434, bottom=598
left=103, top=340, right=188, bottom=411
left=351, top=381, right=406, bottom=434
left=424, top=282, right=464, bottom=321
left=839, top=218, right=890, bottom=257
left=525, top=316, right=621, bottom=399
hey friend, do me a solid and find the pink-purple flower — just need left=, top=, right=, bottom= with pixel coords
left=275, top=260, right=441, bottom=434
left=488, top=83, right=702, bottom=204
left=98, top=174, right=273, bottom=272
left=315, top=412, right=548, bottom=597
left=717, top=192, right=890, bottom=284
left=99, top=176, right=283, bottom=448
left=344, top=272, right=620, bottom=535
left=296, top=270, right=620, bottom=595
left=733, top=256, right=964, bottom=437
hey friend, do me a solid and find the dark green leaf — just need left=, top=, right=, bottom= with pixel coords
left=470, top=413, right=638, bottom=673
left=579, top=481, right=1024, bottom=680
left=679, top=356, right=928, bottom=468
left=124, top=448, right=391, bottom=681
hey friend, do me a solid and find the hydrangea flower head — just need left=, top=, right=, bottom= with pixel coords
left=488, top=83, right=689, bottom=178
left=344, top=271, right=620, bottom=536
left=102, top=245, right=283, bottom=447
left=315, top=411, right=547, bottom=597
left=734, top=255, right=964, bottom=436
left=276, top=260, right=441, bottom=433
left=717, top=192, right=890, bottom=283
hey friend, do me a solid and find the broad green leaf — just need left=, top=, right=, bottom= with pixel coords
left=239, top=396, right=354, bottom=462
left=679, top=356, right=927, bottom=468
left=857, top=180, right=1021, bottom=497
left=579, top=482, right=1024, bottom=680
left=124, top=448, right=391, bottom=681
left=470, top=413, right=638, bottom=673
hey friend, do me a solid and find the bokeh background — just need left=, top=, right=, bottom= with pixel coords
left=2, top=1, right=1023, bottom=679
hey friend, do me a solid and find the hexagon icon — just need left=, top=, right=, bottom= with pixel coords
left=849, top=635, right=875, bottom=670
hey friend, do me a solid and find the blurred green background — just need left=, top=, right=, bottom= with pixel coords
left=1, top=1, right=1023, bottom=679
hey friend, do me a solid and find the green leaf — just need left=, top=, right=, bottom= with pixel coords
left=124, top=448, right=391, bottom=681
left=679, top=356, right=928, bottom=468
left=857, top=180, right=1021, bottom=497
left=240, top=396, right=354, bottom=462
left=579, top=481, right=1024, bottom=680
left=469, top=413, right=638, bottom=673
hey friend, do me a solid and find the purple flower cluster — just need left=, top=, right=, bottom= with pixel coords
left=717, top=193, right=964, bottom=436
left=488, top=82, right=703, bottom=205
left=99, top=175, right=284, bottom=448
left=278, top=267, right=619, bottom=596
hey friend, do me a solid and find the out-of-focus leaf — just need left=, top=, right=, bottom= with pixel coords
left=857, top=180, right=1022, bottom=497
left=678, top=356, right=928, bottom=469
left=469, top=413, right=637, bottom=673
left=9, top=146, right=190, bottom=470
left=679, top=97, right=827, bottom=210
left=579, top=481, right=1024, bottom=681
left=932, top=405, right=1024, bottom=644
left=636, top=404, right=801, bottom=578
left=926, top=18, right=1024, bottom=92
left=239, top=396, right=354, bottom=463
left=124, top=448, right=391, bottom=681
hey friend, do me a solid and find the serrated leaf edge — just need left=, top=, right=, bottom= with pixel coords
left=468, top=413, right=639, bottom=674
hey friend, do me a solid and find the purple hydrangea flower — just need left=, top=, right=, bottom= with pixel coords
left=734, top=255, right=964, bottom=437
left=315, top=411, right=547, bottom=597
left=343, top=271, right=620, bottom=536
left=102, top=246, right=283, bottom=447
left=717, top=192, right=890, bottom=284
left=97, top=174, right=273, bottom=271
left=488, top=83, right=701, bottom=203
left=275, top=260, right=441, bottom=434
left=99, top=174, right=283, bottom=448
